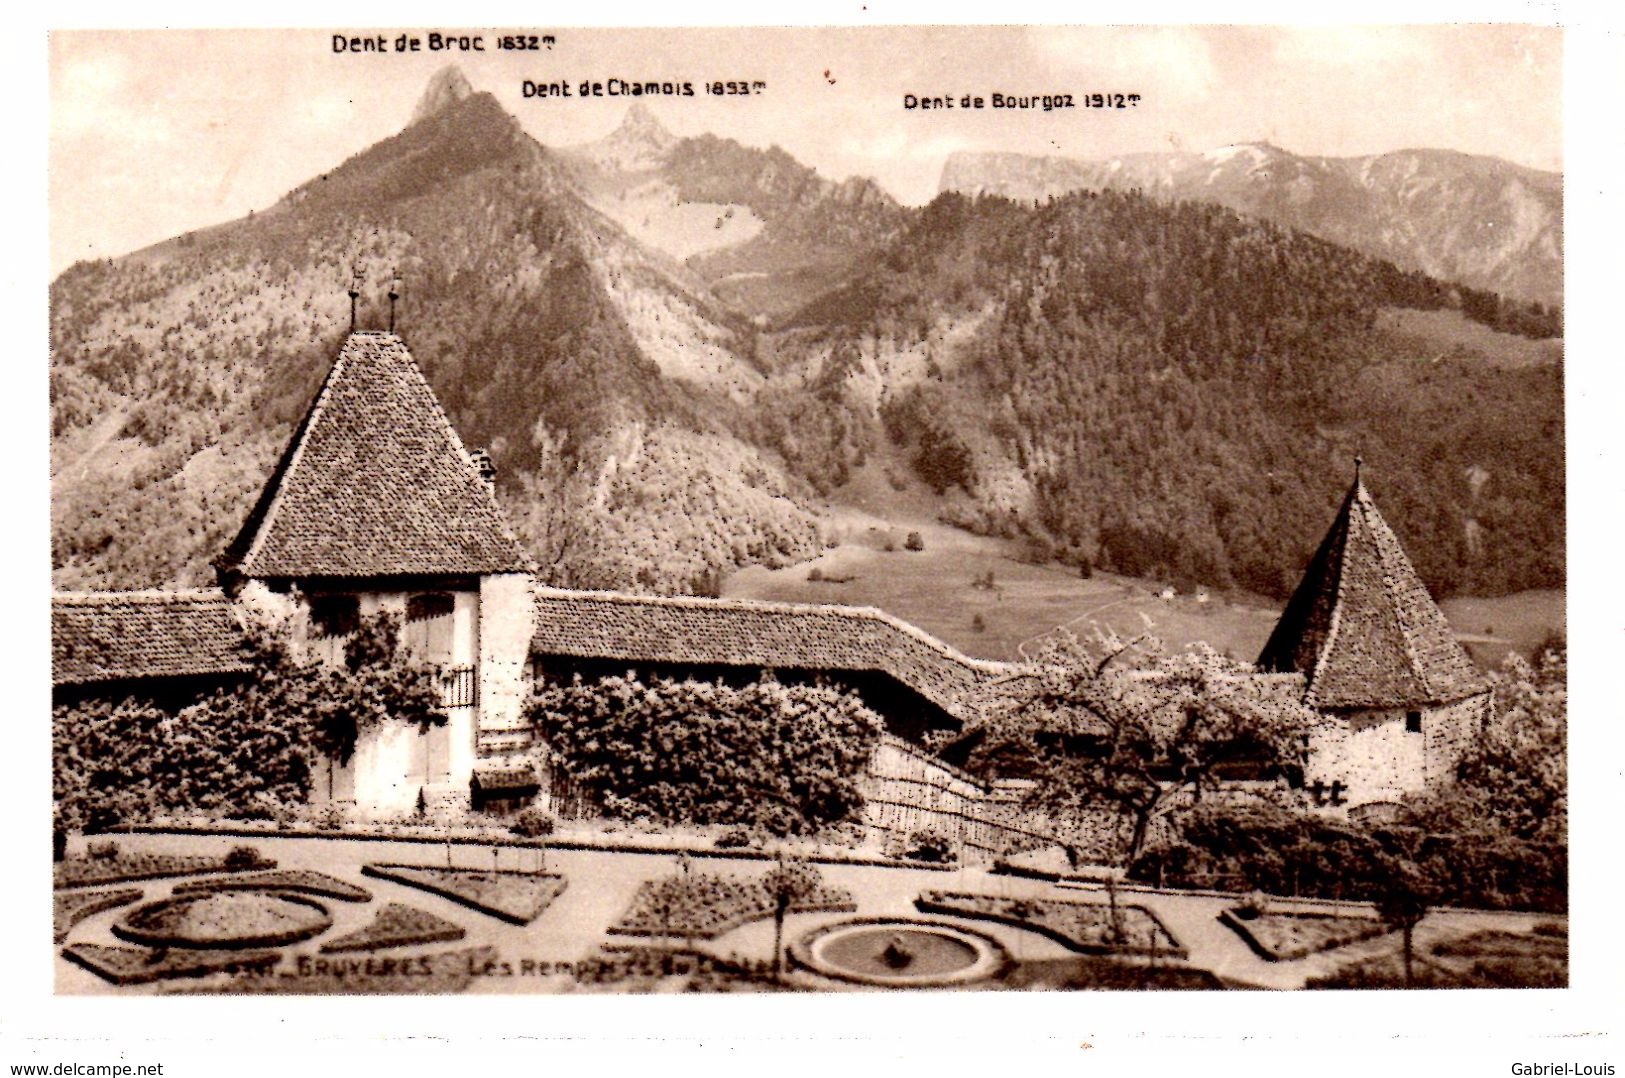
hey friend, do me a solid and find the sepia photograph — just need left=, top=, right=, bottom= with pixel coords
left=38, top=16, right=1587, bottom=1025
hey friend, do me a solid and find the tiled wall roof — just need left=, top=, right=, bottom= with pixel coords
left=531, top=588, right=1020, bottom=718
left=51, top=590, right=253, bottom=687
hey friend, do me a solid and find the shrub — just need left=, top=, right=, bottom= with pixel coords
left=87, top=840, right=120, bottom=862
left=531, top=674, right=883, bottom=836
left=313, top=803, right=350, bottom=831
left=807, top=566, right=823, bottom=582
left=896, top=828, right=958, bottom=864
left=971, top=614, right=986, bottom=633
left=53, top=612, right=444, bottom=834
left=510, top=807, right=556, bottom=839
left=905, top=531, right=924, bottom=552
left=228, top=791, right=292, bottom=822
left=1236, top=890, right=1271, bottom=920
left=714, top=826, right=761, bottom=849
left=223, top=845, right=264, bottom=871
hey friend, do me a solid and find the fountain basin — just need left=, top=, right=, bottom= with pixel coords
left=790, top=917, right=1009, bottom=988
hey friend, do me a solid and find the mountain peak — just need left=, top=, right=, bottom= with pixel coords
left=575, top=102, right=677, bottom=171
left=412, top=65, right=474, bottom=124
left=1202, top=141, right=1288, bottom=166
left=612, top=103, right=675, bottom=149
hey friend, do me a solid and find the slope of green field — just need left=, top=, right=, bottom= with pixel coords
left=724, top=473, right=1564, bottom=666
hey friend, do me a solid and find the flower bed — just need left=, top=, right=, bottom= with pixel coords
left=172, top=870, right=371, bottom=902
left=62, top=943, right=281, bottom=986
left=915, top=890, right=1186, bottom=959
left=53, top=888, right=143, bottom=944
left=1219, top=908, right=1386, bottom=961
left=997, top=955, right=1225, bottom=991
left=609, top=871, right=856, bottom=940
left=319, top=904, right=466, bottom=953
left=1432, top=927, right=1568, bottom=959
left=361, top=865, right=567, bottom=925
left=112, top=891, right=332, bottom=949
left=55, top=848, right=275, bottom=889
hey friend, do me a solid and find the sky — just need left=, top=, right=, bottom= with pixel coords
left=48, top=24, right=1561, bottom=276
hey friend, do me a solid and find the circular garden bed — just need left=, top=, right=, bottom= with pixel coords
left=112, top=891, right=333, bottom=950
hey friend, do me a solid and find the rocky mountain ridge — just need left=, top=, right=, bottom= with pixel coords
left=940, top=142, right=1563, bottom=308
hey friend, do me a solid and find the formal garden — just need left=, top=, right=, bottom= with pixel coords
left=51, top=827, right=1565, bottom=994
left=51, top=612, right=1569, bottom=993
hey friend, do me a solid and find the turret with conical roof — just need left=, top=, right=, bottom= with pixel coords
left=217, top=330, right=530, bottom=587
left=216, top=328, right=536, bottom=815
left=1259, top=461, right=1487, bottom=709
left=1260, top=461, right=1492, bottom=808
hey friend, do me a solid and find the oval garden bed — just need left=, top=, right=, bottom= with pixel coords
left=113, top=891, right=333, bottom=950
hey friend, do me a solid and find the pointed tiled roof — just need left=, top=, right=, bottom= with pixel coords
left=1257, top=471, right=1488, bottom=709
left=52, top=590, right=253, bottom=687
left=220, top=332, right=529, bottom=580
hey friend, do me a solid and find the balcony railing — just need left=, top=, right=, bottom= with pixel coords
left=438, top=665, right=478, bottom=709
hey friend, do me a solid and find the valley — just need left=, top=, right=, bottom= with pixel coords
left=723, top=456, right=1563, bottom=664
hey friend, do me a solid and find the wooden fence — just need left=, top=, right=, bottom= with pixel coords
left=858, top=736, right=1126, bottom=863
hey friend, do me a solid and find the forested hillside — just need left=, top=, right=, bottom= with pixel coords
left=771, top=191, right=1563, bottom=599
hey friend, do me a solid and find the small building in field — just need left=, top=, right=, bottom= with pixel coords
left=1256, top=465, right=1493, bottom=811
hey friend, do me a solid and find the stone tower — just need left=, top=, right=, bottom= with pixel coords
left=1258, top=463, right=1492, bottom=809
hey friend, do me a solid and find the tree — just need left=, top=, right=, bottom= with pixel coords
left=761, top=855, right=824, bottom=981
left=508, top=424, right=609, bottom=588
left=1401, top=641, right=1566, bottom=843
left=962, top=628, right=1314, bottom=864
left=1374, top=854, right=1434, bottom=987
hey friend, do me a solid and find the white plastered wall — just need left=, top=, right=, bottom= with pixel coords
left=477, top=574, right=536, bottom=739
